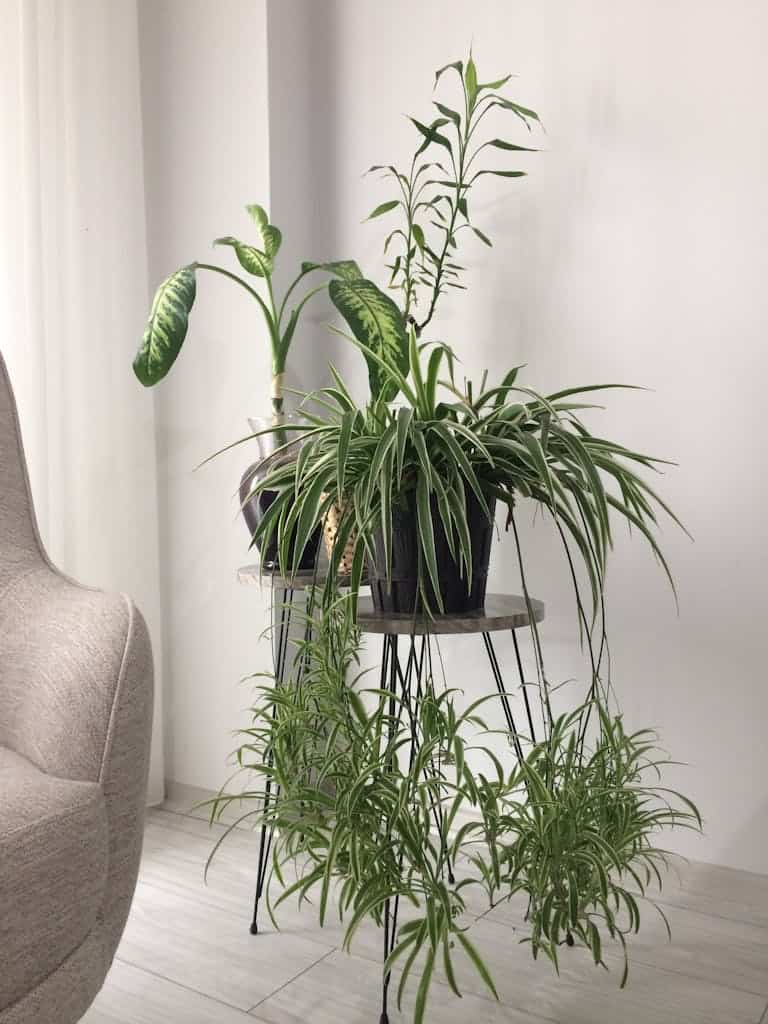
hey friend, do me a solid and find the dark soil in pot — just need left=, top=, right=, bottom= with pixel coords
left=368, top=489, right=495, bottom=615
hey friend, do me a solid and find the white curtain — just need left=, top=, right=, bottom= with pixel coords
left=0, top=0, right=165, bottom=803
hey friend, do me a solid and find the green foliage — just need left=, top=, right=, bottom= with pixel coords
left=189, top=47, right=701, bottom=1024
left=133, top=205, right=356, bottom=411
left=133, top=265, right=197, bottom=386
left=368, top=51, right=540, bottom=329
left=208, top=594, right=700, bottom=1024
left=241, top=333, right=682, bottom=613
left=328, top=278, right=409, bottom=401
left=493, top=704, right=701, bottom=982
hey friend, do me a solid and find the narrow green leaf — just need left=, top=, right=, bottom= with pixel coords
left=414, top=944, right=436, bottom=1024
left=291, top=466, right=332, bottom=575
left=410, top=117, right=453, bottom=156
left=496, top=97, right=541, bottom=124
left=434, top=59, right=463, bottom=88
left=336, top=411, right=353, bottom=498
left=485, top=138, right=538, bottom=152
left=416, top=470, right=442, bottom=609
left=434, top=101, right=461, bottom=126
left=455, top=930, right=499, bottom=1000
left=442, top=935, right=462, bottom=998
left=366, top=200, right=400, bottom=221
left=479, top=74, right=512, bottom=91
left=465, top=55, right=478, bottom=108
left=471, top=169, right=527, bottom=182
left=395, top=406, right=413, bottom=486
left=473, top=227, right=492, bottom=247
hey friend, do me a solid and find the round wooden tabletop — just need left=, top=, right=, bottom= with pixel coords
left=237, top=567, right=543, bottom=636
left=355, top=593, right=544, bottom=636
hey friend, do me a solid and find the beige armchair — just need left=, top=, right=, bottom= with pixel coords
left=0, top=352, right=153, bottom=1023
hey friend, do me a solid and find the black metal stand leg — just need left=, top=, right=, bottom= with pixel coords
left=380, top=632, right=456, bottom=1021
left=250, top=586, right=294, bottom=935
left=381, top=888, right=400, bottom=1024
left=380, top=633, right=399, bottom=1024
left=511, top=628, right=537, bottom=744
left=482, top=631, right=525, bottom=761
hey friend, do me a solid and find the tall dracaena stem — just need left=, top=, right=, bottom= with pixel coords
left=370, top=54, right=538, bottom=338
left=414, top=78, right=473, bottom=335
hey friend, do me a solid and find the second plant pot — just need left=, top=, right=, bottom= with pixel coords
left=369, top=490, right=496, bottom=615
left=240, top=414, right=321, bottom=573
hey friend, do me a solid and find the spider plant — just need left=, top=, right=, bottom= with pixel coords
left=236, top=329, right=683, bottom=615
left=208, top=592, right=700, bottom=1024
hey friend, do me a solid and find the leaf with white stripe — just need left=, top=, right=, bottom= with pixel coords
left=214, top=236, right=271, bottom=277
left=329, top=277, right=408, bottom=401
left=245, top=204, right=282, bottom=262
left=133, top=265, right=197, bottom=386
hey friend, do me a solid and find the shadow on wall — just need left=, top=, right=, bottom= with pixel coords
left=723, top=800, right=768, bottom=880
left=267, top=0, right=343, bottom=402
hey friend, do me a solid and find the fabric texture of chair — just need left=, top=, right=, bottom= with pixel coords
left=0, top=351, right=153, bottom=1023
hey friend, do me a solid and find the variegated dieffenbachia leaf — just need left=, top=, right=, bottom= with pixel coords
left=245, top=204, right=282, bottom=263
left=301, top=260, right=363, bottom=281
left=329, top=278, right=408, bottom=401
left=133, top=265, right=197, bottom=386
left=213, top=236, right=271, bottom=277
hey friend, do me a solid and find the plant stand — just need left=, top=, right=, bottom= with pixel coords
left=237, top=565, right=322, bottom=935
left=352, top=595, right=544, bottom=1023
left=238, top=569, right=544, bottom=1011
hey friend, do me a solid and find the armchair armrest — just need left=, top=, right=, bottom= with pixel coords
left=0, top=565, right=152, bottom=786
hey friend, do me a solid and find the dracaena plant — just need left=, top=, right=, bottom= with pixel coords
left=365, top=51, right=540, bottom=332
left=132, top=202, right=360, bottom=415
left=238, top=331, right=682, bottom=615
left=326, top=51, right=540, bottom=399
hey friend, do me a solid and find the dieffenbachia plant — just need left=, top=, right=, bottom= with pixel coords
left=132, top=203, right=361, bottom=415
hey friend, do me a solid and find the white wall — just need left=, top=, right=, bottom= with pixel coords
left=138, top=0, right=768, bottom=874
left=266, top=0, right=768, bottom=874
left=138, top=0, right=275, bottom=791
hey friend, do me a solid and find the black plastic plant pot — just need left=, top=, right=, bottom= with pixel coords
left=239, top=467, right=321, bottom=573
left=369, top=489, right=496, bottom=615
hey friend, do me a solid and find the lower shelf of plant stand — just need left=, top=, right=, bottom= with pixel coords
left=237, top=568, right=543, bottom=637
left=236, top=563, right=369, bottom=589
left=355, top=593, right=544, bottom=635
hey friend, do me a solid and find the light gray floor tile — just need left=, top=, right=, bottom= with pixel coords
left=116, top=879, right=334, bottom=1010
left=87, top=802, right=768, bottom=1023
left=251, top=948, right=554, bottom=1024
left=80, top=959, right=268, bottom=1023
left=429, top=913, right=767, bottom=1024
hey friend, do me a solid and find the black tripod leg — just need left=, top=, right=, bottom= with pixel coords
left=250, top=586, right=293, bottom=934
left=482, top=631, right=525, bottom=762
left=380, top=633, right=398, bottom=1024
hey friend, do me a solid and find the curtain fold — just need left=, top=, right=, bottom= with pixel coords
left=0, top=0, right=165, bottom=803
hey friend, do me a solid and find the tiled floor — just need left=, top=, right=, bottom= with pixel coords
left=81, top=802, right=768, bottom=1023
